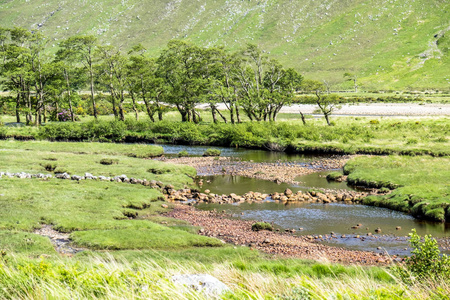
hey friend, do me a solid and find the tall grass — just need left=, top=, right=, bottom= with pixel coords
left=0, top=254, right=448, bottom=299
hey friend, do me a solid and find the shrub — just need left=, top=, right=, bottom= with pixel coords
left=203, top=148, right=221, bottom=157
left=99, top=158, right=119, bottom=165
left=251, top=222, right=273, bottom=232
left=397, top=229, right=450, bottom=282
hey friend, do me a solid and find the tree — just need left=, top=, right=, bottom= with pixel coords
left=60, top=36, right=99, bottom=118
left=157, top=40, right=211, bottom=123
left=263, top=62, right=303, bottom=121
left=128, top=44, right=166, bottom=122
left=302, top=79, right=340, bottom=125
left=96, top=45, right=129, bottom=121
left=211, top=48, right=242, bottom=124
left=344, top=72, right=358, bottom=92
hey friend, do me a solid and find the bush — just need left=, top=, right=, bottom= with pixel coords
left=203, top=148, right=221, bottom=157
left=252, top=222, right=273, bottom=232
left=397, top=229, right=450, bottom=282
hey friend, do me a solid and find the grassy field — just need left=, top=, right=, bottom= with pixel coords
left=1, top=0, right=449, bottom=90
left=345, top=155, right=450, bottom=222
left=0, top=140, right=449, bottom=298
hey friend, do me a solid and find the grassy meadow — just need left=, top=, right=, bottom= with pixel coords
left=1, top=112, right=449, bottom=156
left=1, top=121, right=449, bottom=298
left=1, top=0, right=449, bottom=89
left=344, top=155, right=450, bottom=222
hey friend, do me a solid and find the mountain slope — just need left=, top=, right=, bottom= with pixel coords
left=1, top=0, right=449, bottom=90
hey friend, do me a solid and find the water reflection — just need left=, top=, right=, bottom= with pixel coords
left=159, top=144, right=327, bottom=162
left=196, top=172, right=357, bottom=195
left=197, top=202, right=450, bottom=254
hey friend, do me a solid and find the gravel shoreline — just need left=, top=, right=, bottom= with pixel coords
left=166, top=205, right=394, bottom=265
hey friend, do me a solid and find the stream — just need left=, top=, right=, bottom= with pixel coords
left=160, top=144, right=450, bottom=254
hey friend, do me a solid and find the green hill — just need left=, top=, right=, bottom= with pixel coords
left=1, top=0, right=449, bottom=90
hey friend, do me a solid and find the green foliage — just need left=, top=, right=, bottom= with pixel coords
left=397, top=230, right=450, bottom=282
left=203, top=148, right=221, bottom=157
left=251, top=222, right=273, bottom=232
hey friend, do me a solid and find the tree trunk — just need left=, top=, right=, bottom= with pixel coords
left=211, top=105, right=217, bottom=124
left=235, top=104, right=242, bottom=123
left=15, top=94, right=21, bottom=123
left=64, top=69, right=75, bottom=122
left=144, top=100, right=155, bottom=122
left=325, top=113, right=331, bottom=126
left=90, top=69, right=97, bottom=119
left=299, top=111, right=306, bottom=125
left=216, top=108, right=228, bottom=123
left=118, top=91, right=125, bottom=121
left=130, top=91, right=139, bottom=120
left=229, top=103, right=235, bottom=124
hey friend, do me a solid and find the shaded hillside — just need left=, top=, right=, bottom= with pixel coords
left=1, top=0, right=449, bottom=89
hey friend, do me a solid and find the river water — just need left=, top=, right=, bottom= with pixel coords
left=160, top=144, right=450, bottom=254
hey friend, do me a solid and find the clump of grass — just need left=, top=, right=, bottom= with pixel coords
left=178, top=150, right=189, bottom=157
left=326, top=172, right=345, bottom=182
left=40, top=163, right=57, bottom=172
left=99, top=158, right=119, bottom=165
left=203, top=148, right=221, bottom=157
left=251, top=222, right=273, bottom=232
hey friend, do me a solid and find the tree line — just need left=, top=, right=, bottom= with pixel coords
left=0, top=27, right=338, bottom=126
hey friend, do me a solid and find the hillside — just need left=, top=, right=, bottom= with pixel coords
left=1, top=0, right=449, bottom=90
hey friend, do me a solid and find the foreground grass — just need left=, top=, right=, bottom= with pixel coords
left=344, top=155, right=450, bottom=222
left=0, top=252, right=448, bottom=299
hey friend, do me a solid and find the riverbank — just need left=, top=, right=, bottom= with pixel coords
left=159, top=155, right=352, bottom=185
left=166, top=205, right=392, bottom=265
left=2, top=115, right=449, bottom=156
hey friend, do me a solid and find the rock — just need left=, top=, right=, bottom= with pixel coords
left=204, top=189, right=210, bottom=194
left=284, top=188, right=293, bottom=196
left=396, top=226, right=401, bottom=230
left=375, top=227, right=382, bottom=233
left=161, top=204, right=168, bottom=208
left=71, top=175, right=82, bottom=181
left=84, top=172, right=94, bottom=179
left=172, top=274, right=231, bottom=297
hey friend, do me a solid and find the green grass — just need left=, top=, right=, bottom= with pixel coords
left=0, top=140, right=194, bottom=186
left=7, top=116, right=447, bottom=156
left=344, top=155, right=450, bottom=222
left=0, top=231, right=56, bottom=257
left=0, top=0, right=449, bottom=89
